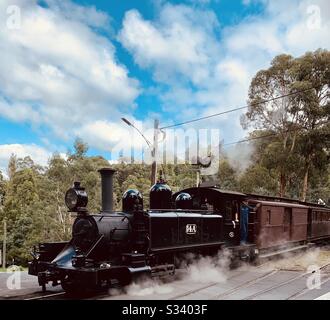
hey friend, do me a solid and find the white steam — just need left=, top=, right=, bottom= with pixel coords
left=179, top=249, right=231, bottom=283
left=108, top=249, right=233, bottom=298
left=223, top=143, right=255, bottom=172
left=126, top=279, right=174, bottom=296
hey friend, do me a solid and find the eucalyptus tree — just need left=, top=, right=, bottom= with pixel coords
left=242, top=49, right=330, bottom=199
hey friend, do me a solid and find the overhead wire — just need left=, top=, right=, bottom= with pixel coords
left=159, top=86, right=320, bottom=130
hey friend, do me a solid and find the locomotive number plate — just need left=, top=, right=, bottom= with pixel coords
left=186, top=224, right=197, bottom=234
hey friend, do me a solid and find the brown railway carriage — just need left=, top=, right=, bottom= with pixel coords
left=174, top=185, right=330, bottom=256
left=247, top=200, right=309, bottom=250
left=247, top=193, right=330, bottom=245
left=309, top=206, right=330, bottom=242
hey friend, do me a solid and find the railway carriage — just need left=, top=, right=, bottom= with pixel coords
left=308, top=206, right=330, bottom=242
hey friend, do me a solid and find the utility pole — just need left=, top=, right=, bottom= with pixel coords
left=121, top=117, right=159, bottom=186
left=196, top=170, right=200, bottom=187
left=150, top=119, right=159, bottom=186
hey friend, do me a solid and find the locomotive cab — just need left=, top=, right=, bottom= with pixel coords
left=172, top=186, right=258, bottom=262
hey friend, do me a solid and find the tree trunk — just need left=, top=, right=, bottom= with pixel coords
left=279, top=172, right=286, bottom=197
left=301, top=162, right=311, bottom=202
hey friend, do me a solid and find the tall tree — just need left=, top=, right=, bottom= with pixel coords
left=70, top=138, right=89, bottom=160
left=242, top=50, right=330, bottom=199
left=289, top=49, right=330, bottom=200
left=7, top=154, right=17, bottom=180
left=241, top=54, right=299, bottom=196
left=0, top=171, right=6, bottom=203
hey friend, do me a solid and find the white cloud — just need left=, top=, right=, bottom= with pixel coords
left=78, top=119, right=155, bottom=157
left=0, top=144, right=52, bottom=177
left=0, top=0, right=139, bottom=141
left=0, top=97, right=41, bottom=124
left=118, top=5, right=220, bottom=86
left=44, top=0, right=111, bottom=30
left=119, top=0, right=330, bottom=144
left=1, top=0, right=329, bottom=164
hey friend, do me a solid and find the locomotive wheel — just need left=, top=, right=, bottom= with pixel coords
left=117, top=274, right=131, bottom=287
left=60, top=275, right=92, bottom=294
left=61, top=278, right=80, bottom=294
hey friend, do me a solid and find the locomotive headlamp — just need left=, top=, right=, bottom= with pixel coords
left=65, top=181, right=88, bottom=212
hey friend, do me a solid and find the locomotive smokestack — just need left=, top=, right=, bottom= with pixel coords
left=98, top=168, right=116, bottom=213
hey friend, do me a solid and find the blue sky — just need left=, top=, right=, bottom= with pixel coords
left=0, top=0, right=329, bottom=175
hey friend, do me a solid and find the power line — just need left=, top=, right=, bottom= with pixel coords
left=223, top=132, right=280, bottom=146
left=160, top=86, right=319, bottom=130
left=223, top=126, right=316, bottom=147
left=223, top=119, right=328, bottom=147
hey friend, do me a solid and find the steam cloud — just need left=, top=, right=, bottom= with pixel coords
left=108, top=249, right=233, bottom=298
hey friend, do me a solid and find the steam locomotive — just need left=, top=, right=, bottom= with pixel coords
left=28, top=168, right=330, bottom=293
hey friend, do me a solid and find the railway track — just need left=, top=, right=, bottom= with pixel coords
left=286, top=276, right=330, bottom=300
left=24, top=292, right=67, bottom=300
left=23, top=290, right=109, bottom=300
left=3, top=289, right=65, bottom=300
left=169, top=261, right=276, bottom=300
left=211, top=269, right=278, bottom=300
left=241, top=262, right=330, bottom=300
left=21, top=263, right=330, bottom=300
left=3, top=248, right=328, bottom=300
left=166, top=253, right=329, bottom=300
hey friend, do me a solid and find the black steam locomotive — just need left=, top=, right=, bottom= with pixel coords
left=29, top=167, right=330, bottom=293
left=29, top=168, right=253, bottom=293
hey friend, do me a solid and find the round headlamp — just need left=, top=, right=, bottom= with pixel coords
left=65, top=181, right=88, bottom=212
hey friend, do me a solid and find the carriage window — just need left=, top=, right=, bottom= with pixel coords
left=267, top=210, right=271, bottom=225
left=192, top=196, right=200, bottom=209
left=284, top=208, right=291, bottom=225
left=225, top=201, right=232, bottom=220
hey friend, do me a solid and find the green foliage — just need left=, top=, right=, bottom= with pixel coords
left=217, top=159, right=239, bottom=190
left=238, top=164, right=277, bottom=195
